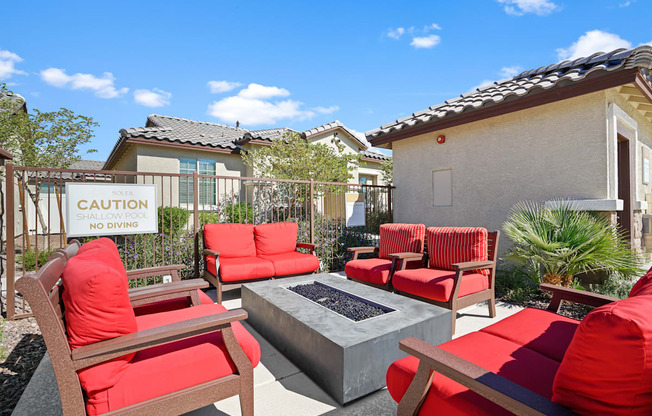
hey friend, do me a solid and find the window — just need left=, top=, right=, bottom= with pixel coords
left=179, top=158, right=216, bottom=205
left=432, top=169, right=452, bottom=206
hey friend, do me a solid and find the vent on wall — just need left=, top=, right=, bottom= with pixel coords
left=433, top=169, right=452, bottom=207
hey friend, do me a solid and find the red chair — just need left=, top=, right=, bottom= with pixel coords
left=345, top=223, right=426, bottom=290
left=392, top=227, right=499, bottom=334
left=17, top=239, right=260, bottom=415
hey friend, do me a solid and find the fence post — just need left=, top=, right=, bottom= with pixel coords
left=387, top=185, right=393, bottom=223
left=193, top=171, right=199, bottom=279
left=6, top=162, right=15, bottom=319
left=309, top=179, right=315, bottom=245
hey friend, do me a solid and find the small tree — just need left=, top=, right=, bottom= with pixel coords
left=0, top=83, right=98, bottom=233
left=380, top=158, right=393, bottom=185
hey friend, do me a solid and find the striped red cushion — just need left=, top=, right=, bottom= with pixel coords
left=427, top=227, right=489, bottom=275
left=378, top=223, right=426, bottom=259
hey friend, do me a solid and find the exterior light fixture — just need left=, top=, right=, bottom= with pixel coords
left=436, top=135, right=445, bottom=144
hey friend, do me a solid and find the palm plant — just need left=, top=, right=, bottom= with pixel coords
left=503, top=201, right=642, bottom=287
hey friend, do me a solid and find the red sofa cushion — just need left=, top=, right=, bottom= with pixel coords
left=393, top=268, right=488, bottom=302
left=552, top=295, right=652, bottom=415
left=76, top=237, right=124, bottom=271
left=378, top=223, right=425, bottom=259
left=630, top=267, right=652, bottom=297
left=387, top=331, right=560, bottom=416
left=427, top=227, right=489, bottom=276
left=133, top=289, right=214, bottom=316
left=204, top=223, right=256, bottom=258
left=258, top=252, right=319, bottom=276
left=480, top=308, right=579, bottom=362
left=345, top=258, right=394, bottom=285
left=254, top=222, right=299, bottom=256
left=85, top=304, right=261, bottom=415
left=206, top=255, right=275, bottom=282
left=61, top=246, right=136, bottom=396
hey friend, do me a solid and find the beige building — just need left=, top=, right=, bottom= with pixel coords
left=366, top=46, right=652, bottom=254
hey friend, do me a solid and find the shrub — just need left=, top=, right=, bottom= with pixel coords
left=503, top=201, right=642, bottom=287
left=158, top=206, right=189, bottom=235
left=366, top=209, right=390, bottom=234
left=588, top=272, right=637, bottom=299
left=19, top=248, right=55, bottom=271
left=199, top=211, right=222, bottom=227
left=226, top=202, right=253, bottom=224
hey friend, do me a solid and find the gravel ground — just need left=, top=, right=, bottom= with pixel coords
left=497, top=291, right=592, bottom=321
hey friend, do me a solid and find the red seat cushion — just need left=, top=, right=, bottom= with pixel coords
left=85, top=304, right=261, bottom=415
left=387, top=331, right=560, bottom=416
left=480, top=308, right=579, bottom=362
left=61, top=247, right=136, bottom=396
left=258, top=252, right=319, bottom=276
left=393, top=268, right=488, bottom=302
left=254, top=222, right=299, bottom=256
left=206, top=255, right=275, bottom=282
left=552, top=295, right=652, bottom=415
left=378, top=223, right=426, bottom=259
left=133, top=289, right=214, bottom=316
left=427, top=227, right=489, bottom=276
left=203, top=223, right=256, bottom=258
left=629, top=267, right=652, bottom=297
left=345, top=258, right=394, bottom=285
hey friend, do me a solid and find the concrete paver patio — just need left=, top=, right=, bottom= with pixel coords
left=12, top=272, right=523, bottom=416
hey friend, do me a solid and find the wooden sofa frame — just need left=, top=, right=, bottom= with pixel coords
left=203, top=242, right=317, bottom=304
left=346, top=247, right=427, bottom=291
left=16, top=245, right=254, bottom=416
left=396, top=283, right=618, bottom=416
left=393, top=231, right=500, bottom=334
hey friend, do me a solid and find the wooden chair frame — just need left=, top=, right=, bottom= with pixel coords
left=16, top=245, right=254, bottom=416
left=203, top=241, right=318, bottom=304
left=393, top=231, right=500, bottom=334
left=396, top=284, right=617, bottom=416
left=346, top=246, right=427, bottom=291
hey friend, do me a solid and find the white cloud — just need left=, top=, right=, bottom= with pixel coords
left=208, top=96, right=313, bottom=125
left=0, top=49, right=27, bottom=80
left=313, top=105, right=340, bottom=114
left=40, top=68, right=128, bottom=98
left=424, top=23, right=442, bottom=32
left=387, top=27, right=405, bottom=40
left=134, top=88, right=171, bottom=107
left=498, top=0, right=558, bottom=16
left=348, top=127, right=372, bottom=148
left=619, top=1, right=631, bottom=7
left=410, top=35, right=441, bottom=49
left=207, top=80, right=242, bottom=93
left=237, top=83, right=290, bottom=99
left=557, top=30, right=631, bottom=61
left=499, top=65, right=523, bottom=78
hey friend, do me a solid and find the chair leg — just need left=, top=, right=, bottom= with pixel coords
left=239, top=381, right=254, bottom=416
left=217, top=280, right=223, bottom=305
left=451, top=309, right=456, bottom=335
left=488, top=296, right=496, bottom=318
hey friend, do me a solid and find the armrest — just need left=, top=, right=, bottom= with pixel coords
left=128, top=279, right=209, bottom=307
left=347, top=246, right=379, bottom=260
left=389, top=252, right=427, bottom=271
left=296, top=242, right=318, bottom=254
left=126, top=264, right=186, bottom=282
left=72, top=309, right=248, bottom=370
left=540, top=283, right=617, bottom=313
left=452, top=260, right=495, bottom=272
left=203, top=248, right=220, bottom=257
left=398, top=337, right=576, bottom=416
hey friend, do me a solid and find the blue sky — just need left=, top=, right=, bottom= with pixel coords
left=2, top=0, right=651, bottom=161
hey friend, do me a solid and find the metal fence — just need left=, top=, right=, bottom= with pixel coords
left=4, top=162, right=393, bottom=319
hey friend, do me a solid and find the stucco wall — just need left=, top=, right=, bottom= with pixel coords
left=110, top=144, right=137, bottom=172
left=392, top=91, right=609, bottom=237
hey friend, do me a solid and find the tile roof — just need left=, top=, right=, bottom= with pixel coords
left=28, top=160, right=107, bottom=179
left=245, top=127, right=298, bottom=141
left=359, top=150, right=391, bottom=161
left=367, top=46, right=652, bottom=142
left=303, top=120, right=368, bottom=150
left=68, top=160, right=105, bottom=170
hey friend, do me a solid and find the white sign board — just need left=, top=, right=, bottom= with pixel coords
left=345, top=193, right=366, bottom=227
left=66, top=183, right=158, bottom=237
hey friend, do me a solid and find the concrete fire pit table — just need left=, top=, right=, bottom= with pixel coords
left=241, top=273, right=452, bottom=405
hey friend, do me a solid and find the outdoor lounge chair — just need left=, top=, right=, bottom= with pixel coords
left=392, top=227, right=499, bottom=334
left=386, top=274, right=652, bottom=415
left=16, top=239, right=260, bottom=415
left=345, top=223, right=426, bottom=290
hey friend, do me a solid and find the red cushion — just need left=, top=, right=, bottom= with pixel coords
left=133, top=289, right=214, bottom=316
left=76, top=237, right=124, bottom=272
left=203, top=223, right=256, bottom=258
left=552, top=295, right=652, bottom=415
left=387, top=331, right=560, bottom=416
left=629, top=267, right=652, bottom=297
left=480, top=308, right=579, bottom=362
left=206, top=255, right=275, bottom=282
left=345, top=258, right=394, bottom=285
left=393, top=268, right=488, bottom=302
left=85, top=304, right=261, bottom=415
left=258, top=252, right=319, bottom=276
left=62, top=248, right=136, bottom=396
left=427, top=227, right=489, bottom=276
left=378, top=223, right=425, bottom=259
left=254, top=222, right=298, bottom=256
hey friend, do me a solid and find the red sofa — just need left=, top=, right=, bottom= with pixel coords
left=387, top=272, right=652, bottom=415
left=203, top=222, right=319, bottom=303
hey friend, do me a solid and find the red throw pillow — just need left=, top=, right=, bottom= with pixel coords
left=203, top=223, right=256, bottom=258
left=629, top=267, right=652, bottom=297
left=378, top=223, right=426, bottom=259
left=62, top=248, right=136, bottom=395
left=427, top=227, right=489, bottom=275
left=76, top=237, right=124, bottom=272
left=254, top=222, right=298, bottom=256
left=552, top=295, right=652, bottom=415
